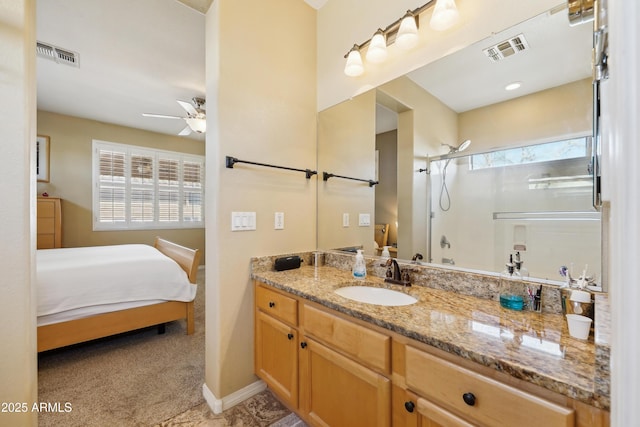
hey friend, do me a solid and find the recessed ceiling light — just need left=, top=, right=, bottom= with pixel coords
left=505, top=82, right=522, bottom=91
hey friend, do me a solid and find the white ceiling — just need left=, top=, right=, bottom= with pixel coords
left=376, top=6, right=592, bottom=134
left=407, top=6, right=593, bottom=114
left=37, top=0, right=207, bottom=140
left=37, top=1, right=590, bottom=140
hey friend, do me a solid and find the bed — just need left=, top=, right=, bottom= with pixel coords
left=36, top=237, right=201, bottom=352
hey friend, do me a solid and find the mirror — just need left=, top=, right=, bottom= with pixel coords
left=317, top=7, right=601, bottom=286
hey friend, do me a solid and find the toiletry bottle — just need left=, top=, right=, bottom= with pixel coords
left=380, top=246, right=391, bottom=264
left=500, top=254, right=523, bottom=309
left=353, top=249, right=367, bottom=280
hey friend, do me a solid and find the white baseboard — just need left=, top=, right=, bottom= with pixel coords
left=202, top=380, right=266, bottom=414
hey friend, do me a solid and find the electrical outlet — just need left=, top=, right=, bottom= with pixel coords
left=274, top=212, right=284, bottom=230
left=343, top=213, right=350, bottom=227
left=358, top=213, right=371, bottom=227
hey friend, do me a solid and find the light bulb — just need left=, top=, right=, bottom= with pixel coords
left=344, top=45, right=364, bottom=77
left=430, top=0, right=460, bottom=31
left=366, top=29, right=388, bottom=64
left=186, top=117, right=206, bottom=133
left=396, top=11, right=419, bottom=50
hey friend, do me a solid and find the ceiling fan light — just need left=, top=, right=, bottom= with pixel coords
left=344, top=45, right=364, bottom=77
left=366, top=30, right=388, bottom=64
left=396, top=11, right=419, bottom=51
left=430, top=0, right=460, bottom=31
left=186, top=117, right=206, bottom=133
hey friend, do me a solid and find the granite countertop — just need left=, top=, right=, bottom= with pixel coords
left=252, top=264, right=610, bottom=411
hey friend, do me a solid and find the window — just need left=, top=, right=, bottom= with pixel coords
left=469, top=137, right=588, bottom=170
left=93, top=140, right=204, bottom=230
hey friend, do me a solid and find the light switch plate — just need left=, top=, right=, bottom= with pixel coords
left=358, top=213, right=371, bottom=227
left=231, top=212, right=256, bottom=231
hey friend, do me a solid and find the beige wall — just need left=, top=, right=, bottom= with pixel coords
left=318, top=90, right=376, bottom=253
left=459, top=78, right=593, bottom=152
left=205, top=0, right=317, bottom=400
left=36, top=111, right=205, bottom=258
left=0, top=0, right=38, bottom=425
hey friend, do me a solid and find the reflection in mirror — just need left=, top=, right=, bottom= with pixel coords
left=428, top=136, right=600, bottom=283
left=317, top=6, right=600, bottom=287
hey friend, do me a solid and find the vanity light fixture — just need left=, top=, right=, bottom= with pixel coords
left=396, top=11, right=420, bottom=50
left=430, top=0, right=460, bottom=31
left=344, top=44, right=365, bottom=77
left=343, top=0, right=460, bottom=76
left=366, top=29, right=388, bottom=63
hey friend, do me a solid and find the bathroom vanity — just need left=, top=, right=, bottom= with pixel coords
left=252, top=252, right=610, bottom=427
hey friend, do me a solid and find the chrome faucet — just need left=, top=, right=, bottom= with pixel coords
left=384, top=258, right=411, bottom=287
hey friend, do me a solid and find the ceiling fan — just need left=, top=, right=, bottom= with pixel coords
left=142, top=97, right=206, bottom=135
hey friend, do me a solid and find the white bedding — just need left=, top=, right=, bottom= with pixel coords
left=36, top=244, right=197, bottom=326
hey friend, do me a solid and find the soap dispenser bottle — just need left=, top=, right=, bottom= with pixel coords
left=353, top=249, right=367, bottom=280
left=380, top=246, right=391, bottom=265
left=499, top=254, right=523, bottom=310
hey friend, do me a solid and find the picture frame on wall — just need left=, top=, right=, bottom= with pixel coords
left=37, top=135, right=50, bottom=182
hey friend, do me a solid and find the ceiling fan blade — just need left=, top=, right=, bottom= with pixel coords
left=178, top=125, right=192, bottom=136
left=177, top=100, right=198, bottom=116
left=142, top=113, right=183, bottom=119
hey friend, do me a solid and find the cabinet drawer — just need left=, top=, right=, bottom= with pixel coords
left=37, top=200, right=56, bottom=218
left=302, top=304, right=390, bottom=375
left=405, top=346, right=574, bottom=427
left=37, top=235, right=55, bottom=249
left=255, top=284, right=298, bottom=326
left=37, top=217, right=55, bottom=234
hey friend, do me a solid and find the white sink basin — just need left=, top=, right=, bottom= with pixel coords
left=334, top=285, right=417, bottom=306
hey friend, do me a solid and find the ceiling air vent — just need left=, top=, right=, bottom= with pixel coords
left=483, top=33, right=529, bottom=63
left=36, top=41, right=79, bottom=68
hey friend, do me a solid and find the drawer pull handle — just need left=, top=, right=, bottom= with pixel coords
left=462, top=392, right=476, bottom=406
left=287, top=333, right=294, bottom=340
left=269, top=301, right=275, bottom=308
left=300, top=342, right=307, bottom=349
left=404, top=401, right=415, bottom=413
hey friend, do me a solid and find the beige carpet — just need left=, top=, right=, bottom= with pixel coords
left=38, top=268, right=207, bottom=426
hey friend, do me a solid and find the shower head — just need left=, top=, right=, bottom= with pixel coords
left=458, top=139, right=471, bottom=152
left=442, top=139, right=471, bottom=154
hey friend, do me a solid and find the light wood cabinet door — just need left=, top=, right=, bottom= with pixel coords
left=416, top=398, right=475, bottom=427
left=255, top=310, right=298, bottom=408
left=393, top=385, right=419, bottom=427
left=299, top=337, right=390, bottom=427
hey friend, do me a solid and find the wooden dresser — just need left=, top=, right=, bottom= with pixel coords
left=37, top=197, right=62, bottom=249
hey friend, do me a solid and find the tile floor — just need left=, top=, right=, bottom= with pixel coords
left=155, top=389, right=308, bottom=426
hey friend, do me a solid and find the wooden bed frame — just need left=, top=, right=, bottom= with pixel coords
left=37, top=237, right=201, bottom=352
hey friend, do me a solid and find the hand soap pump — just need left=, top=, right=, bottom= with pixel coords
left=380, top=246, right=391, bottom=265
left=353, top=249, right=367, bottom=280
left=499, top=254, right=524, bottom=310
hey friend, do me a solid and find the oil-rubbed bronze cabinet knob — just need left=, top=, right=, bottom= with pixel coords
left=269, top=301, right=275, bottom=308
left=462, top=392, right=476, bottom=406
left=404, top=401, right=415, bottom=413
